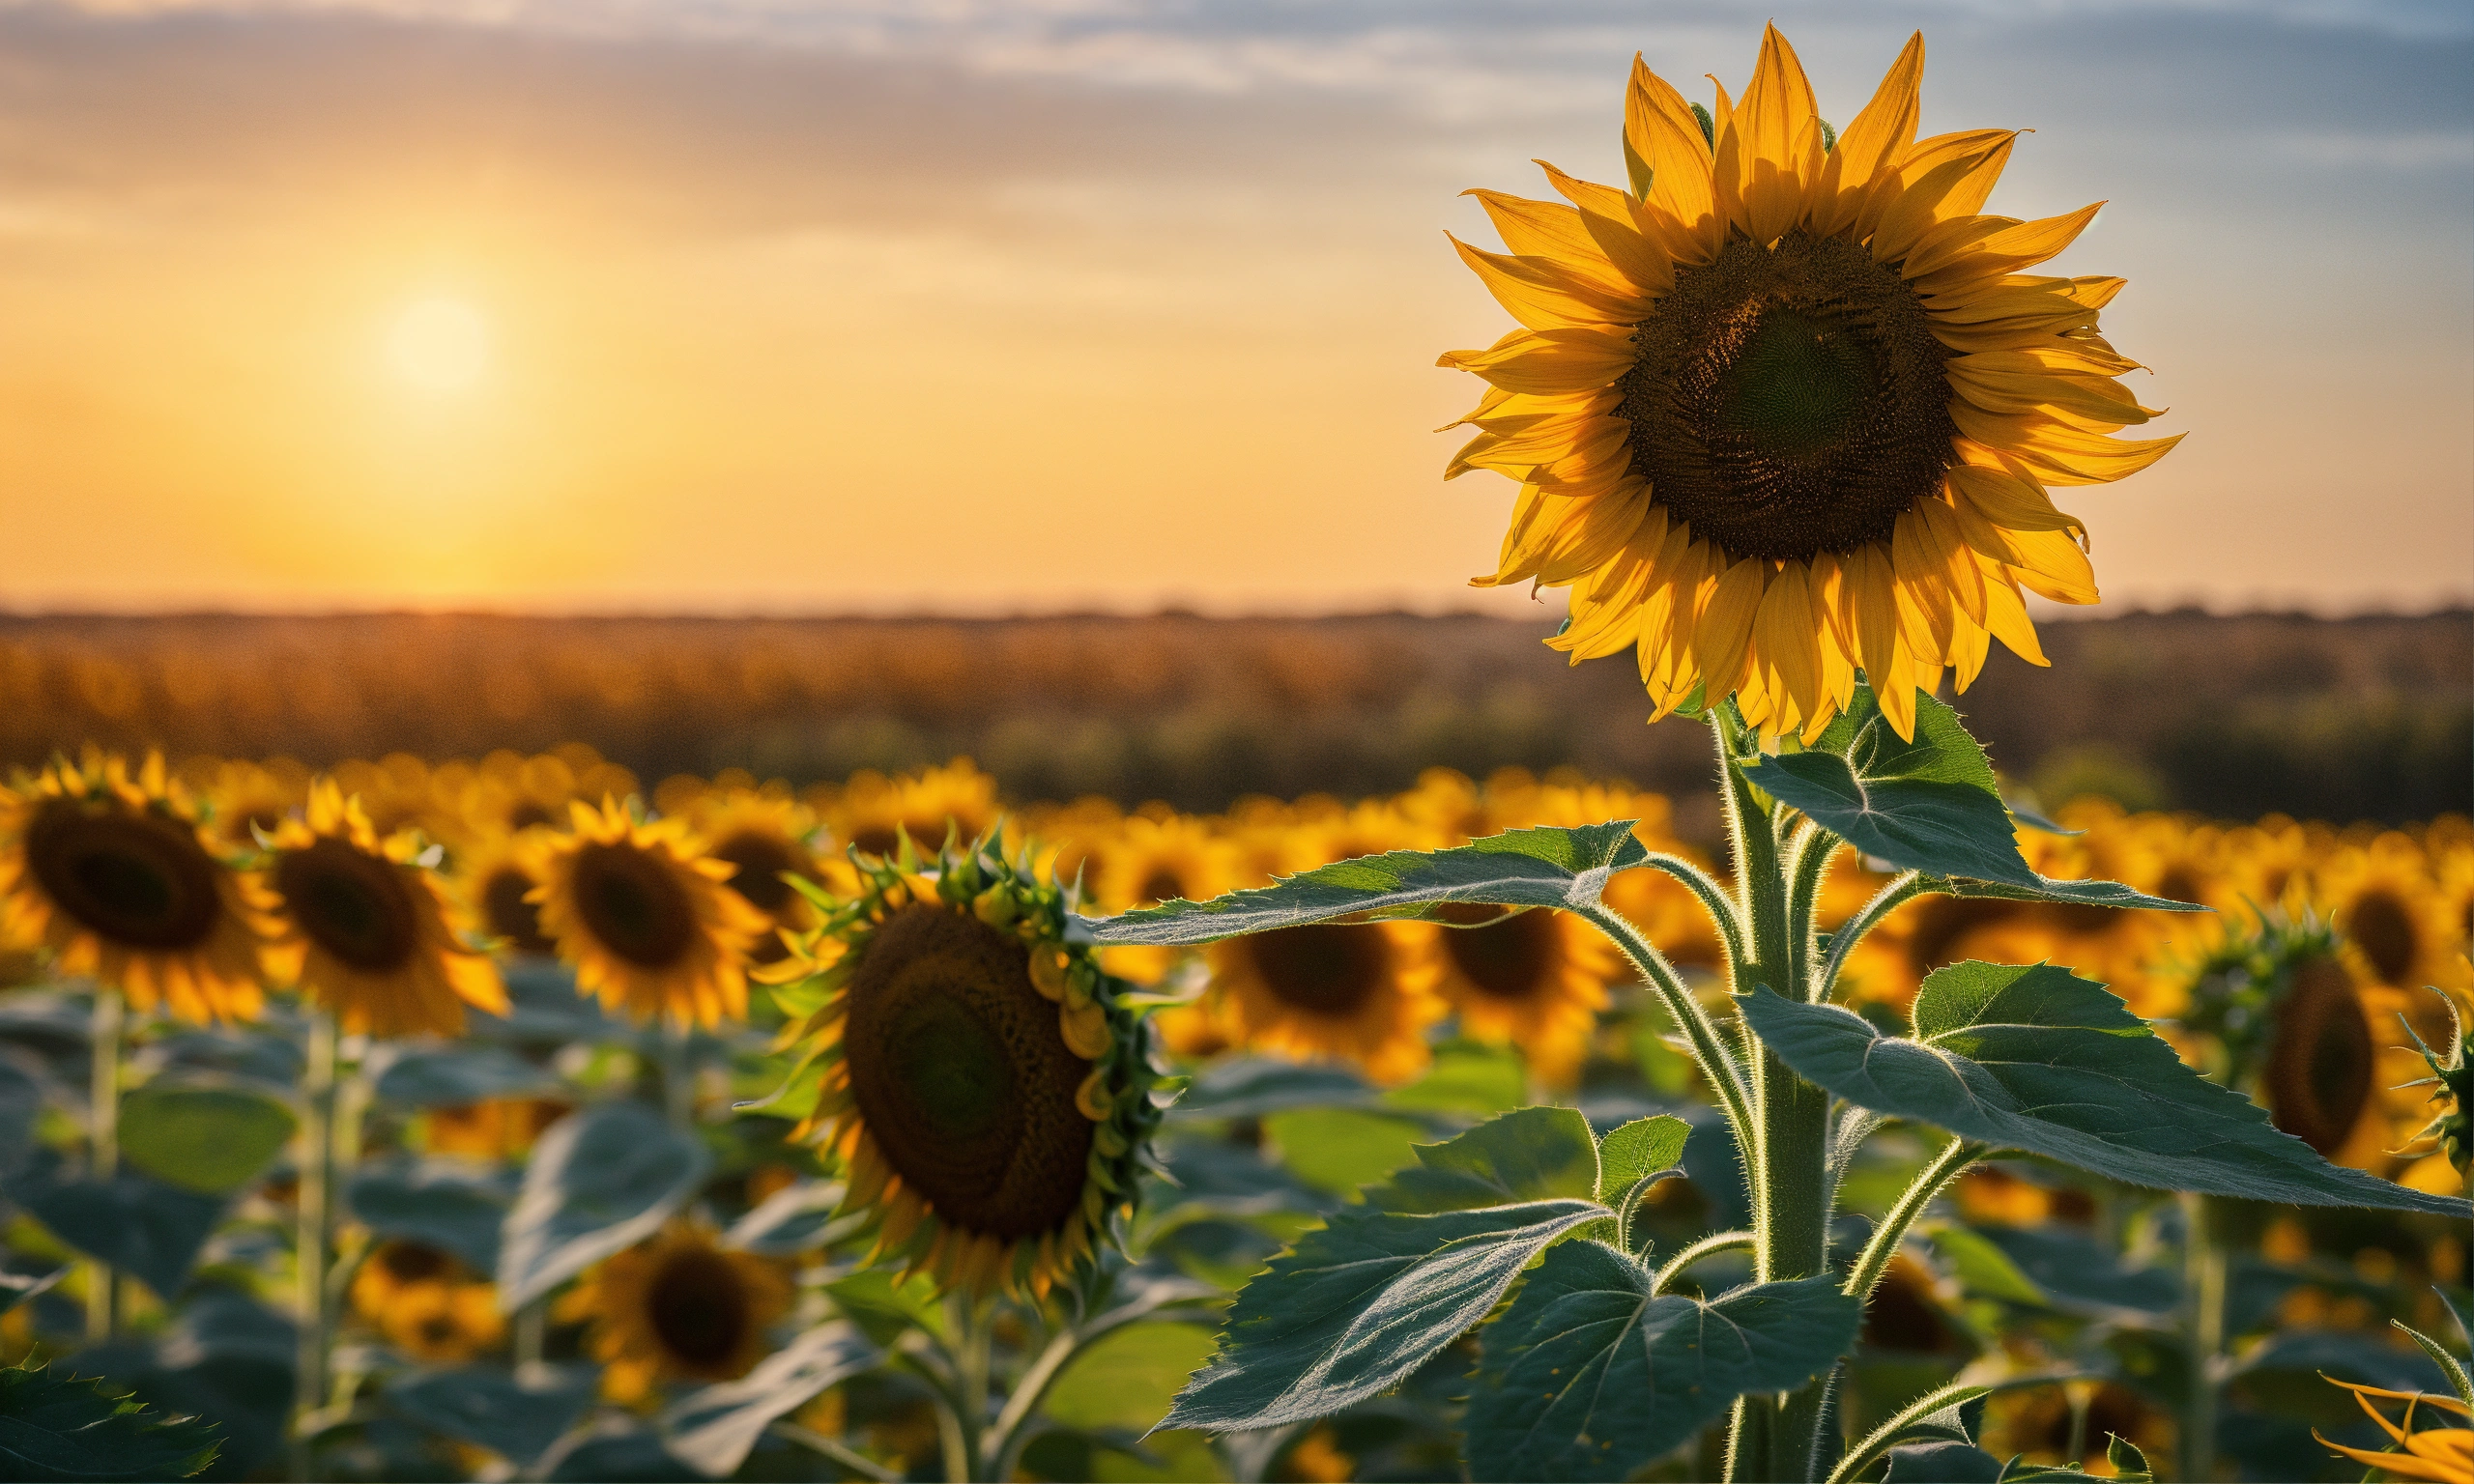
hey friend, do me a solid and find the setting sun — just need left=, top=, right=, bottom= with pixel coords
left=386, top=294, right=491, bottom=393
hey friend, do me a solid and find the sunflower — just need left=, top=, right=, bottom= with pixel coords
left=190, top=757, right=308, bottom=857
left=0, top=752, right=273, bottom=1023
left=454, top=827, right=560, bottom=958
left=349, top=1240, right=504, bottom=1364
left=2312, top=837, right=2466, bottom=995
left=2315, top=1381, right=2472, bottom=1483
left=420, top=1097, right=570, bottom=1161
left=686, top=790, right=829, bottom=964
left=1425, top=905, right=1621, bottom=1085
left=761, top=840, right=1165, bottom=1298
left=2259, top=954, right=2380, bottom=1164
left=532, top=800, right=769, bottom=1029
left=556, top=1223, right=792, bottom=1405
left=1090, top=812, right=1239, bottom=985
left=260, top=783, right=508, bottom=1039
left=1439, top=26, right=2177, bottom=741
left=820, top=761, right=1000, bottom=861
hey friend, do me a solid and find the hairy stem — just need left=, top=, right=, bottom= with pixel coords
left=292, top=1011, right=338, bottom=1483
left=1843, top=1138, right=1983, bottom=1306
left=84, top=987, right=122, bottom=1345
left=2180, top=1191, right=2223, bottom=1484
left=1784, top=822, right=1836, bottom=1004
left=1641, top=851, right=1749, bottom=969
left=1815, top=872, right=1922, bottom=1004
left=1650, top=1230, right=1758, bottom=1295
left=1578, top=905, right=1752, bottom=1149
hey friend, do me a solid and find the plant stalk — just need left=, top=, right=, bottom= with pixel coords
left=1843, top=1139, right=1981, bottom=1306
left=84, top=986, right=123, bottom=1344
left=2179, top=1191, right=2223, bottom=1484
left=292, top=1010, right=338, bottom=1483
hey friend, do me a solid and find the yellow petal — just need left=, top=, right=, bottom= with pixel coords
left=1462, top=188, right=1638, bottom=298
left=2004, top=526, right=2099, bottom=605
left=1976, top=559, right=2050, bottom=667
left=1448, top=234, right=1645, bottom=331
left=1692, top=557, right=1766, bottom=700
left=1911, top=202, right=2106, bottom=297
left=1872, top=136, right=2015, bottom=268
left=1913, top=498, right=1988, bottom=623
left=1948, top=403, right=2183, bottom=486
left=1945, top=361, right=2154, bottom=428
left=1810, top=32, right=1921, bottom=236
left=1945, top=460, right=2085, bottom=537
left=1948, top=607, right=1992, bottom=692
left=1840, top=544, right=1902, bottom=693
left=1722, top=23, right=1821, bottom=244
left=1535, top=159, right=1676, bottom=296
left=1624, top=56, right=1722, bottom=262
left=1437, top=327, right=1638, bottom=396
left=1753, top=558, right=1823, bottom=726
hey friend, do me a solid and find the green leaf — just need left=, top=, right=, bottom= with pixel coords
left=1367, top=1106, right=1599, bottom=1214
left=1157, top=1198, right=1604, bottom=1432
left=1961, top=1223, right=2176, bottom=1314
left=386, top=1365, right=595, bottom=1470
left=1738, top=964, right=2470, bottom=1216
left=116, top=1082, right=295, bottom=1196
left=2389, top=1318, right=2472, bottom=1411
left=0, top=1361, right=221, bottom=1481
left=1384, top=1042, right=1525, bottom=1118
left=10, top=1150, right=224, bottom=1302
left=1885, top=1442, right=2003, bottom=1482
left=1169, top=1058, right=1378, bottom=1121
left=1043, top=1323, right=1221, bottom=1432
left=1927, top=875, right=2204, bottom=914
left=1926, top=1224, right=2048, bottom=1306
left=1082, top=824, right=1648, bottom=945
left=497, top=1100, right=712, bottom=1308
left=660, top=1322, right=880, bottom=1478
left=1595, top=1116, right=1690, bottom=1204
left=1262, top=1109, right=1424, bottom=1199
left=1465, top=1241, right=1859, bottom=1482
left=1748, top=738, right=2035, bottom=887
left=348, top=1158, right=515, bottom=1273
left=369, top=1044, right=562, bottom=1107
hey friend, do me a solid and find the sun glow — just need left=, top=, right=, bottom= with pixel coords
left=387, top=295, right=492, bottom=393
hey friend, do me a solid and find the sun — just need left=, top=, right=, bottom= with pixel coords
left=387, top=295, right=491, bottom=393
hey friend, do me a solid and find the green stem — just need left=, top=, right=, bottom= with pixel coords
left=1815, top=872, right=1922, bottom=1004
left=292, top=1011, right=337, bottom=1484
left=1784, top=821, right=1835, bottom=1004
left=1842, top=1139, right=1982, bottom=1306
left=1578, top=905, right=1752, bottom=1151
left=1714, top=708, right=1834, bottom=1482
left=1640, top=851, right=1749, bottom=968
left=84, top=987, right=122, bottom=1345
left=1650, top=1230, right=1757, bottom=1295
left=2180, top=1191, right=2223, bottom=1484
left=770, top=1421, right=904, bottom=1483
left=661, top=1025, right=697, bottom=1128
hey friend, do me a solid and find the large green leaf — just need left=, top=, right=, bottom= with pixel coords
left=386, top=1365, right=595, bottom=1470
left=1466, top=1241, right=1859, bottom=1482
left=1748, top=697, right=2035, bottom=886
left=348, top=1158, right=515, bottom=1273
left=117, top=1082, right=295, bottom=1196
left=1158, top=1198, right=1602, bottom=1432
left=660, top=1322, right=880, bottom=1478
left=0, top=1361, right=221, bottom=1481
left=1926, top=875, right=2204, bottom=913
left=497, top=1100, right=711, bottom=1308
left=1082, top=824, right=1647, bottom=945
left=1161, top=1109, right=1608, bottom=1433
left=9, top=1150, right=224, bottom=1302
left=1739, top=963, right=2469, bottom=1215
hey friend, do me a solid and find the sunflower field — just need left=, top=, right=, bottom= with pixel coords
left=5, top=18, right=2472, bottom=1484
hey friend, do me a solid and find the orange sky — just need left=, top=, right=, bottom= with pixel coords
left=0, top=1, right=2467, bottom=617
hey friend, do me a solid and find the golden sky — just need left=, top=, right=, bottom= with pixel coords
left=0, top=1, right=2467, bottom=616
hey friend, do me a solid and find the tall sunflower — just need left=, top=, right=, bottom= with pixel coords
left=261, top=783, right=508, bottom=1039
left=761, top=840, right=1165, bottom=1298
left=349, top=1239, right=505, bottom=1364
left=1424, top=906, right=1620, bottom=1085
left=557, top=1223, right=791, bottom=1405
left=1440, top=26, right=2178, bottom=740
left=532, top=800, right=769, bottom=1029
left=453, top=827, right=560, bottom=959
left=0, top=752, right=272, bottom=1023
left=686, top=790, right=828, bottom=965
left=820, top=761, right=1001, bottom=862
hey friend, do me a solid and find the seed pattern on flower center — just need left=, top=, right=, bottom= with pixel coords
left=646, top=1248, right=751, bottom=1368
left=28, top=800, right=223, bottom=951
left=1623, top=231, right=1957, bottom=562
left=572, top=842, right=696, bottom=968
left=711, top=831, right=799, bottom=914
left=278, top=837, right=420, bottom=972
left=844, top=903, right=1093, bottom=1240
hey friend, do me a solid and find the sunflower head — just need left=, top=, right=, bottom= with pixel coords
left=454, top=826, right=560, bottom=958
left=533, top=799, right=771, bottom=1029
left=263, top=782, right=508, bottom=1039
left=685, top=789, right=829, bottom=962
left=1425, top=905, right=1619, bottom=1086
left=820, top=761, right=1001, bottom=863
left=556, top=1223, right=792, bottom=1405
left=1441, top=25, right=2178, bottom=741
left=0, top=751, right=273, bottom=1022
left=350, top=1239, right=505, bottom=1364
left=762, top=836, right=1168, bottom=1299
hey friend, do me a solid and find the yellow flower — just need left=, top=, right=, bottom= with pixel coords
left=532, top=800, right=769, bottom=1029
left=557, top=1224, right=791, bottom=1405
left=261, top=783, right=508, bottom=1039
left=189, top=757, right=308, bottom=857
left=2312, top=835, right=2467, bottom=994
left=1439, top=27, right=2177, bottom=741
left=685, top=789, right=829, bottom=963
left=2316, top=1380, right=2473, bottom=1483
left=0, top=752, right=273, bottom=1023
left=1425, top=906, right=1620, bottom=1085
left=1090, top=812, right=1240, bottom=984
left=819, top=760, right=1000, bottom=861
left=419, top=1097, right=570, bottom=1160
left=454, top=827, right=561, bottom=959
left=763, top=842, right=1165, bottom=1298
left=349, top=1240, right=504, bottom=1364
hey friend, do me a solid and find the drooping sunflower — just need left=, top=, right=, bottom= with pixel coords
left=454, top=827, right=561, bottom=959
left=349, top=1239, right=505, bottom=1364
left=532, top=800, right=770, bottom=1029
left=1440, top=26, right=2178, bottom=740
left=686, top=789, right=829, bottom=964
left=761, top=840, right=1165, bottom=1298
left=261, top=783, right=508, bottom=1039
left=2259, top=954, right=2379, bottom=1164
left=0, top=752, right=273, bottom=1023
left=556, top=1223, right=792, bottom=1405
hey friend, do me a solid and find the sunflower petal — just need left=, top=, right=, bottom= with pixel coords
left=1625, top=56, right=1722, bottom=262
left=1873, top=136, right=2015, bottom=268
left=1463, top=189, right=1638, bottom=298
left=1535, top=160, right=1676, bottom=296
left=1692, top=557, right=1766, bottom=699
left=1448, top=235, right=1645, bottom=331
left=1723, top=23, right=1821, bottom=244
left=1811, top=33, right=1922, bottom=236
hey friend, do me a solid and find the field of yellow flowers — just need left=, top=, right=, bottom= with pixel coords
left=0, top=744, right=2462, bottom=1482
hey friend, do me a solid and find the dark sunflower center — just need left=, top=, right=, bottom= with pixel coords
left=26, top=799, right=225, bottom=953
left=645, top=1247, right=750, bottom=1370
left=1136, top=869, right=1185, bottom=906
left=481, top=867, right=555, bottom=956
left=1246, top=924, right=1390, bottom=1018
left=1623, top=230, right=1957, bottom=562
left=1443, top=908, right=1558, bottom=1003
left=506, top=802, right=557, bottom=832
left=2263, top=957, right=2372, bottom=1156
left=2345, top=889, right=2417, bottom=984
left=571, top=842, right=696, bottom=969
left=1901, top=897, right=2014, bottom=980
left=278, top=839, right=421, bottom=973
left=376, top=1240, right=454, bottom=1284
left=1858, top=1264, right=1964, bottom=1355
left=844, top=903, right=1093, bottom=1241
left=711, top=831, right=798, bottom=914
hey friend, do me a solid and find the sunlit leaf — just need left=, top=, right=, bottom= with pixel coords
left=1739, top=963, right=2470, bottom=1215
left=386, top=1365, right=594, bottom=1470
left=497, top=1101, right=711, bottom=1309
left=1748, top=696, right=2035, bottom=886
left=1594, top=1115, right=1690, bottom=1204
left=0, top=1361, right=221, bottom=1482
left=1083, top=824, right=1648, bottom=945
left=117, top=1082, right=295, bottom=1196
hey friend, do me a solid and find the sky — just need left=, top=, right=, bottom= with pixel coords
left=0, top=0, right=2466, bottom=618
